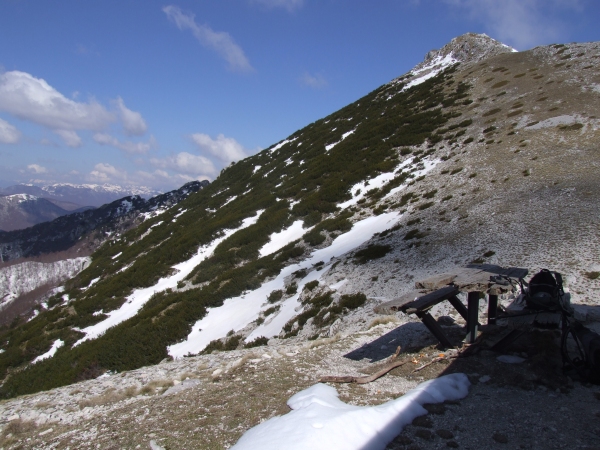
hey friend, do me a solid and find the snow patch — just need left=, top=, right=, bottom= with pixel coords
left=111, top=252, right=122, bottom=260
left=0, top=258, right=90, bottom=310
left=259, top=221, right=309, bottom=258
left=270, top=138, right=296, bottom=154
left=32, top=339, right=64, bottom=364
left=384, top=158, right=440, bottom=199
left=329, top=279, right=347, bottom=290
left=222, top=196, right=238, bottom=207
left=253, top=165, right=262, bottom=174
left=74, top=210, right=265, bottom=346
left=82, top=277, right=100, bottom=291
left=168, top=212, right=401, bottom=357
left=338, top=157, right=418, bottom=209
left=174, top=209, right=187, bottom=219
left=325, top=128, right=356, bottom=152
left=141, top=208, right=167, bottom=221
left=231, top=373, right=470, bottom=450
left=401, top=53, right=458, bottom=92
left=139, top=221, right=164, bottom=240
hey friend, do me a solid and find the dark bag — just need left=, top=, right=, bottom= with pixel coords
left=526, top=269, right=563, bottom=311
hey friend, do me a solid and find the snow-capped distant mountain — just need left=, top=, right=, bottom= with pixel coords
left=0, top=183, right=162, bottom=208
left=0, top=194, right=78, bottom=232
left=0, top=180, right=209, bottom=262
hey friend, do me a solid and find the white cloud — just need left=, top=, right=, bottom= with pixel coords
left=191, top=133, right=247, bottom=164
left=54, top=129, right=83, bottom=148
left=89, top=162, right=128, bottom=183
left=0, top=118, right=21, bottom=144
left=136, top=169, right=207, bottom=187
left=0, top=71, right=115, bottom=131
left=27, top=164, right=47, bottom=174
left=150, top=152, right=217, bottom=178
left=300, top=72, right=327, bottom=89
left=163, top=5, right=254, bottom=72
left=444, top=0, right=583, bottom=49
left=250, top=0, right=304, bottom=12
left=0, top=71, right=150, bottom=148
left=93, top=133, right=155, bottom=154
left=113, top=97, right=147, bottom=136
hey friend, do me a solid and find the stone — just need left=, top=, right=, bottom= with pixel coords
left=412, top=415, right=433, bottom=428
left=415, top=429, right=434, bottom=441
left=493, top=432, right=509, bottom=444
left=436, top=429, right=454, bottom=439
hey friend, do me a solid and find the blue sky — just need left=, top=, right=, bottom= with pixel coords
left=0, top=0, right=598, bottom=191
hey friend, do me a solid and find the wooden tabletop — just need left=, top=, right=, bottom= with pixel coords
left=415, top=264, right=528, bottom=294
left=375, top=264, right=528, bottom=315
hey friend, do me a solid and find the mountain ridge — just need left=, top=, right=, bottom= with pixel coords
left=0, top=33, right=599, bottom=410
left=0, top=183, right=162, bottom=209
left=0, top=194, right=76, bottom=232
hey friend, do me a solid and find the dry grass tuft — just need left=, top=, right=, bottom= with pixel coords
left=368, top=315, right=400, bottom=329
left=140, top=379, right=173, bottom=396
left=78, top=385, right=140, bottom=408
left=178, top=371, right=197, bottom=381
left=307, top=333, right=342, bottom=349
left=229, top=353, right=261, bottom=373
left=33, top=401, right=52, bottom=409
left=1, top=418, right=38, bottom=446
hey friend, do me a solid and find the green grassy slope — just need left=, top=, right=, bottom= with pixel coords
left=0, top=64, right=473, bottom=398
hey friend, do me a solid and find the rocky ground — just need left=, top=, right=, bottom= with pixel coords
left=1, top=292, right=599, bottom=449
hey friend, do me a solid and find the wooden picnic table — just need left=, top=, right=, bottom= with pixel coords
left=375, top=264, right=529, bottom=348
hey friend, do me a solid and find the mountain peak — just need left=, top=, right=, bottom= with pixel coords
left=392, top=33, right=516, bottom=90
left=422, top=33, right=516, bottom=67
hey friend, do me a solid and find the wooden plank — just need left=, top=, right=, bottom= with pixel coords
left=404, top=285, right=460, bottom=313
left=408, top=265, right=528, bottom=299
left=416, top=311, right=454, bottom=349
left=374, top=290, right=428, bottom=314
left=414, top=273, right=456, bottom=290
left=448, top=295, right=469, bottom=321
left=466, top=264, right=528, bottom=280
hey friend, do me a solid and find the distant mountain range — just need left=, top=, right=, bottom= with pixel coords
left=0, top=183, right=161, bottom=209
left=0, top=194, right=94, bottom=232
left=0, top=180, right=208, bottom=262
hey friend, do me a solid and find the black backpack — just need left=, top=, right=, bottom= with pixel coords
left=525, top=269, right=564, bottom=311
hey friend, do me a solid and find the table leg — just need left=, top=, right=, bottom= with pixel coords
left=466, top=291, right=480, bottom=344
left=416, top=311, right=454, bottom=349
left=448, top=295, right=469, bottom=321
left=488, top=294, right=498, bottom=325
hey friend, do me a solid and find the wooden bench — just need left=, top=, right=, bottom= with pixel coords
left=376, top=264, right=528, bottom=348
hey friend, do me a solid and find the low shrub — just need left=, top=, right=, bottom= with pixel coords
left=267, top=290, right=283, bottom=303
left=244, top=336, right=269, bottom=348
left=304, top=280, right=319, bottom=291
left=339, top=293, right=367, bottom=309
left=354, top=244, right=392, bottom=264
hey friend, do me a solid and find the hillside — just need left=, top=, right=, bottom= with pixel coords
left=0, top=180, right=208, bottom=263
left=0, top=194, right=79, bottom=232
left=0, top=183, right=161, bottom=208
left=0, top=33, right=599, bottom=447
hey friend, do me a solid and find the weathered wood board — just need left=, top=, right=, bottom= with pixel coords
left=415, top=264, right=528, bottom=295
